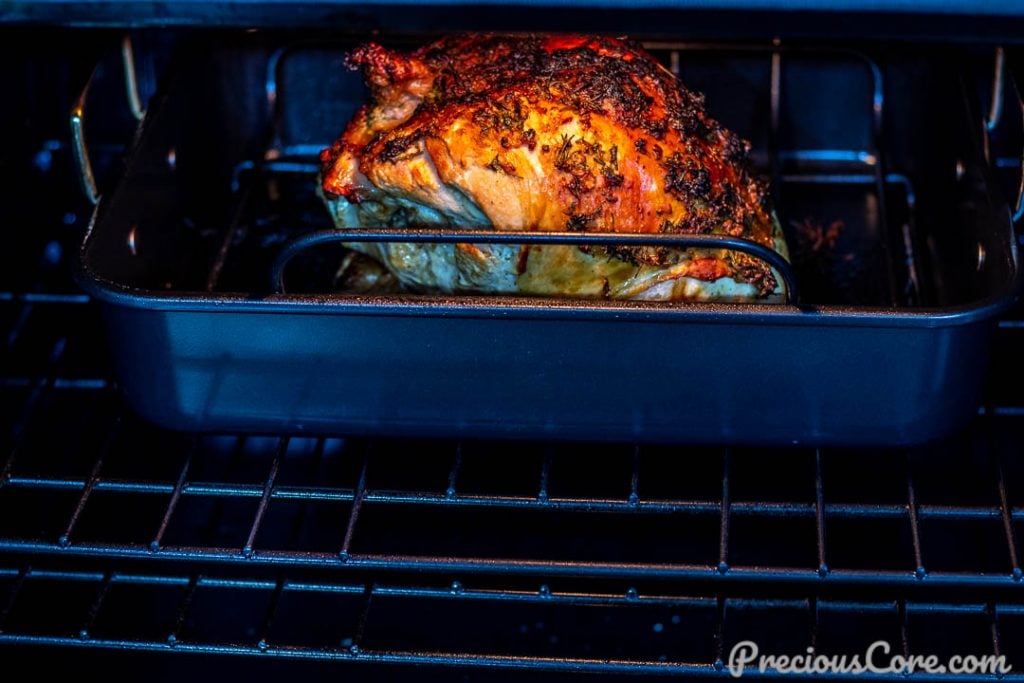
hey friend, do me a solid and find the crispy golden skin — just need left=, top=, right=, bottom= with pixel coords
left=320, top=34, right=787, bottom=301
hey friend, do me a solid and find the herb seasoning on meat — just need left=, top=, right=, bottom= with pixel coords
left=321, top=33, right=789, bottom=302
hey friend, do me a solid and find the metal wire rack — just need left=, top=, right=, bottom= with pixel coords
left=2, top=288, right=1024, bottom=677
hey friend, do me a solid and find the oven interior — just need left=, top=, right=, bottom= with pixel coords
left=3, top=25, right=1024, bottom=680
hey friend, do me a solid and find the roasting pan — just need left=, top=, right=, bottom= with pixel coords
left=75, top=35, right=1021, bottom=446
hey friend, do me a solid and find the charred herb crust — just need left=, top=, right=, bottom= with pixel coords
left=377, top=132, right=423, bottom=163
left=725, top=251, right=779, bottom=297
left=487, top=154, right=517, bottom=176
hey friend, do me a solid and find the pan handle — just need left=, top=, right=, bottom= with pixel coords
left=269, top=228, right=799, bottom=305
left=121, top=34, right=147, bottom=123
left=1002, top=47, right=1024, bottom=225
left=70, top=64, right=100, bottom=206
left=70, top=35, right=147, bottom=206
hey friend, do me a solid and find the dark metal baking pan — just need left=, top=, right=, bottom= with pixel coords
left=75, top=35, right=1021, bottom=445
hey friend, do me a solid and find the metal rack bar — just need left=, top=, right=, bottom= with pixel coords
left=0, top=378, right=108, bottom=390
left=4, top=302, right=33, bottom=351
left=79, top=571, right=112, bottom=639
left=257, top=577, right=285, bottom=651
left=6, top=565, right=1024, bottom=615
left=445, top=443, right=462, bottom=499
left=898, top=599, right=912, bottom=662
left=905, top=453, right=927, bottom=580
left=0, top=634, right=1018, bottom=681
left=628, top=445, right=641, bottom=507
left=994, top=444, right=1022, bottom=580
left=242, top=438, right=286, bottom=558
left=6, top=542, right=1024, bottom=587
left=0, top=565, right=29, bottom=631
left=167, top=575, right=198, bottom=647
left=282, top=437, right=326, bottom=544
left=348, top=582, right=374, bottom=654
left=2, top=338, right=66, bottom=485
left=537, top=450, right=552, bottom=504
left=338, top=447, right=368, bottom=563
left=5, top=474, right=1024, bottom=521
left=987, top=602, right=1003, bottom=665
left=717, top=449, right=731, bottom=575
left=808, top=595, right=819, bottom=652
left=206, top=184, right=253, bottom=292
left=814, top=449, right=829, bottom=577
left=768, top=41, right=782, bottom=210
left=150, top=440, right=195, bottom=551
left=270, top=229, right=800, bottom=304
left=58, top=415, right=120, bottom=547
left=0, top=293, right=91, bottom=305
left=864, top=56, right=900, bottom=307
left=712, top=594, right=727, bottom=672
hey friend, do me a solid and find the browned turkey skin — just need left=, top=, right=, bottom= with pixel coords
left=320, top=34, right=787, bottom=301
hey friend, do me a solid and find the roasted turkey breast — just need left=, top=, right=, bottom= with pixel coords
left=320, top=33, right=788, bottom=301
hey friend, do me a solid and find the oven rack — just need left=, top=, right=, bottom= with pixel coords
left=0, top=565, right=1021, bottom=679
left=2, top=290, right=1024, bottom=677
